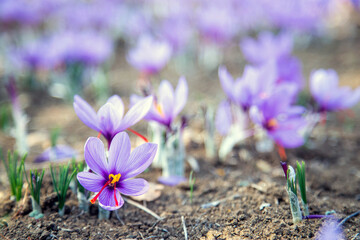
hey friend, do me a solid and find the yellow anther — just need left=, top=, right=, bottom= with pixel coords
left=109, top=173, right=121, bottom=184
left=155, top=103, right=165, bottom=117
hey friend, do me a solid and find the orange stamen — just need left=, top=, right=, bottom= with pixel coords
left=90, top=179, right=111, bottom=204
left=268, top=118, right=278, bottom=129
left=127, top=128, right=149, bottom=142
left=276, top=144, right=287, bottom=161
left=97, top=131, right=102, bottom=138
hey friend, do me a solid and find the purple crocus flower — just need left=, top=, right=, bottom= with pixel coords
left=34, top=145, right=77, bottom=163
left=77, top=132, right=157, bottom=210
left=264, top=0, right=330, bottom=32
left=310, top=69, right=360, bottom=112
left=240, top=31, right=304, bottom=90
left=219, top=64, right=299, bottom=112
left=130, top=77, right=188, bottom=129
left=249, top=86, right=307, bottom=148
left=126, top=35, right=172, bottom=75
left=52, top=30, right=113, bottom=66
left=241, top=31, right=293, bottom=65
left=73, top=95, right=153, bottom=145
left=316, top=219, right=344, bottom=240
left=196, top=2, right=238, bottom=45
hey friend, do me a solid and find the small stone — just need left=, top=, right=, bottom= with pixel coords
left=259, top=202, right=271, bottom=210
left=39, top=231, right=51, bottom=240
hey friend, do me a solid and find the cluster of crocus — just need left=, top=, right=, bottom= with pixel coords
left=131, top=77, right=188, bottom=185
left=216, top=30, right=360, bottom=158
left=216, top=32, right=306, bottom=157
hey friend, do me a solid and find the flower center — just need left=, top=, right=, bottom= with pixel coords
left=266, top=118, right=278, bottom=130
left=90, top=173, right=121, bottom=206
left=155, top=102, right=165, bottom=117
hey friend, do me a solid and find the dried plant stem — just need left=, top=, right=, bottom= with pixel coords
left=181, top=216, right=188, bottom=240
left=338, top=210, right=360, bottom=227
left=123, top=197, right=163, bottom=220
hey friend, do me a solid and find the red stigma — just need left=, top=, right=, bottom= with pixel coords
left=90, top=179, right=112, bottom=204
left=114, top=185, right=119, bottom=207
left=127, top=128, right=149, bottom=142
left=97, top=131, right=102, bottom=138
left=276, top=144, right=287, bottom=161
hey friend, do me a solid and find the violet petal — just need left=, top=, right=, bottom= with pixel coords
left=118, top=178, right=149, bottom=196
left=120, top=143, right=157, bottom=180
left=84, top=137, right=109, bottom=178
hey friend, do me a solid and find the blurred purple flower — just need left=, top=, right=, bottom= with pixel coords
left=215, top=100, right=251, bottom=136
left=158, top=175, right=186, bottom=186
left=240, top=31, right=304, bottom=89
left=130, top=77, right=188, bottom=129
left=127, top=35, right=172, bottom=75
left=196, top=2, right=238, bottom=44
left=56, top=0, right=118, bottom=31
left=316, top=219, right=344, bottom=240
left=77, top=132, right=157, bottom=210
left=310, top=69, right=360, bottom=112
left=55, top=31, right=113, bottom=66
left=0, top=0, right=57, bottom=26
left=219, top=64, right=299, bottom=112
left=161, top=17, right=193, bottom=52
left=73, top=95, right=153, bottom=145
left=14, top=37, right=63, bottom=70
left=249, top=87, right=306, bottom=148
left=264, top=0, right=331, bottom=31
left=241, top=31, right=293, bottom=65
left=34, top=145, right=77, bottom=163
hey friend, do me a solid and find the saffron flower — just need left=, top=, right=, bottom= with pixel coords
left=310, top=69, right=360, bottom=112
left=218, top=64, right=299, bottom=112
left=77, top=132, right=157, bottom=210
left=240, top=31, right=304, bottom=90
left=130, top=77, right=188, bottom=129
left=73, top=95, right=153, bottom=145
left=316, top=219, right=344, bottom=240
left=241, top=31, right=293, bottom=65
left=250, top=87, right=307, bottom=148
left=127, top=35, right=172, bottom=75
left=34, top=145, right=77, bottom=163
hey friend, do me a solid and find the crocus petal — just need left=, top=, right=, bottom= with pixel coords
left=97, top=103, right=121, bottom=137
left=341, top=87, right=360, bottom=109
left=98, top=188, right=124, bottom=211
left=120, top=143, right=157, bottom=180
left=73, top=95, right=100, bottom=131
left=118, top=178, right=149, bottom=196
left=310, top=69, right=339, bottom=107
left=215, top=100, right=233, bottom=136
left=34, top=145, right=77, bottom=163
left=117, top=96, right=153, bottom=131
left=108, top=132, right=131, bottom=174
left=218, top=66, right=234, bottom=101
left=270, top=118, right=306, bottom=148
left=173, top=76, right=188, bottom=117
left=84, top=137, right=109, bottom=178
left=158, top=80, right=175, bottom=122
left=77, top=172, right=106, bottom=192
left=107, top=95, right=124, bottom=120
left=158, top=176, right=187, bottom=186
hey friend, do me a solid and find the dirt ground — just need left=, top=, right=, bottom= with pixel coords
left=1, top=37, right=360, bottom=239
